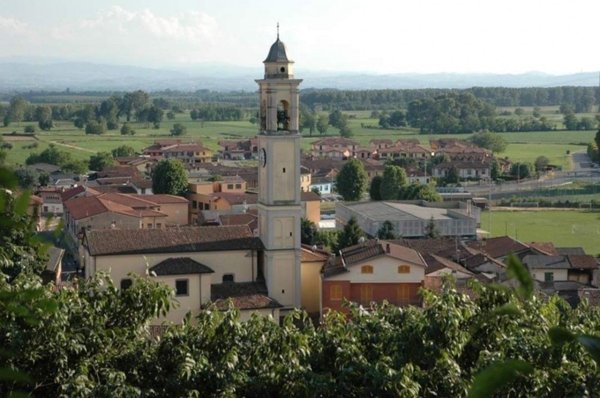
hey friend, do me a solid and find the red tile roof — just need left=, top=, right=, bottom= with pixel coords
left=84, top=225, right=262, bottom=256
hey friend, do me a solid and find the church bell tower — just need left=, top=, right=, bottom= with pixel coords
left=256, top=27, right=302, bottom=309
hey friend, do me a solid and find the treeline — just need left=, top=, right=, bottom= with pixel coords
left=301, top=86, right=600, bottom=111
left=190, top=104, right=244, bottom=121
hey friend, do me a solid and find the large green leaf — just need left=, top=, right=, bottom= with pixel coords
left=506, top=254, right=533, bottom=300
left=467, top=360, right=533, bottom=398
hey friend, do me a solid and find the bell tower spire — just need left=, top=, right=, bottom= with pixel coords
left=256, top=33, right=303, bottom=310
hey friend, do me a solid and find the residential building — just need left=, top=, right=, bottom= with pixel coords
left=143, top=139, right=213, bottom=165
left=321, top=240, right=426, bottom=314
left=218, top=138, right=259, bottom=160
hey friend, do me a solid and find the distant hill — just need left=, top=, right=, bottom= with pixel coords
left=0, top=60, right=597, bottom=92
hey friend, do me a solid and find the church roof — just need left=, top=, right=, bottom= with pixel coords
left=264, top=37, right=290, bottom=63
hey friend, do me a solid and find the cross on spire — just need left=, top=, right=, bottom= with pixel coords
left=277, top=22, right=279, bottom=39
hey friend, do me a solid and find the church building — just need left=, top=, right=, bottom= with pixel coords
left=81, top=31, right=307, bottom=322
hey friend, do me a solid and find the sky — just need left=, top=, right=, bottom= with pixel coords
left=1, top=0, right=599, bottom=75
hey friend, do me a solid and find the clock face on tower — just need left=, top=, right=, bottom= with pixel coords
left=259, top=148, right=267, bottom=167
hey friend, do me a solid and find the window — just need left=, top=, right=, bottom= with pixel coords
left=235, top=183, right=242, bottom=189
left=175, top=279, right=189, bottom=296
left=120, top=278, right=133, bottom=290
left=156, top=223, right=161, bottom=228
left=360, top=285, right=373, bottom=304
left=147, top=223, right=153, bottom=228
left=544, top=272, right=554, bottom=282
left=361, top=265, right=373, bottom=274
left=398, top=265, right=410, bottom=274
left=227, top=184, right=234, bottom=189
left=222, top=274, right=234, bottom=283
left=330, top=285, right=342, bottom=301
left=192, top=200, right=197, bottom=209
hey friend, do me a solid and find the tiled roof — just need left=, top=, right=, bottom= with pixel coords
left=130, top=194, right=188, bottom=204
left=468, top=236, right=530, bottom=259
left=528, top=242, right=558, bottom=256
left=567, top=255, right=599, bottom=269
left=311, top=137, right=359, bottom=146
left=522, top=255, right=570, bottom=269
left=150, top=257, right=214, bottom=275
left=210, top=282, right=281, bottom=310
left=219, top=213, right=257, bottom=231
left=85, top=226, right=263, bottom=256
left=89, top=185, right=138, bottom=194
left=340, top=240, right=385, bottom=265
left=300, top=244, right=330, bottom=262
left=384, top=242, right=427, bottom=267
left=60, top=186, right=85, bottom=202
left=301, top=191, right=321, bottom=201
left=423, top=253, right=473, bottom=275
left=556, top=247, right=586, bottom=256
left=389, top=237, right=458, bottom=255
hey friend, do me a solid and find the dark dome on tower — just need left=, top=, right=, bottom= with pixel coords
left=264, top=37, right=289, bottom=63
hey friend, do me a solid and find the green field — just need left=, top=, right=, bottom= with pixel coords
left=1, top=111, right=596, bottom=170
left=480, top=210, right=600, bottom=256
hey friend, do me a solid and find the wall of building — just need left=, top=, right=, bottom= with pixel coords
left=86, top=249, right=257, bottom=289
left=302, top=200, right=321, bottom=225
left=531, top=268, right=569, bottom=282
left=154, top=274, right=204, bottom=323
left=301, top=260, right=323, bottom=314
left=325, top=255, right=425, bottom=284
left=158, top=202, right=189, bottom=226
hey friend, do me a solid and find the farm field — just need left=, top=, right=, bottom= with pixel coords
left=1, top=111, right=596, bottom=170
left=480, top=209, right=600, bottom=256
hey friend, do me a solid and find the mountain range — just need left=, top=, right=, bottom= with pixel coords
left=0, top=60, right=597, bottom=92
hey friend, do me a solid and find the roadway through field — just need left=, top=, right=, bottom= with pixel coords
left=44, top=140, right=96, bottom=153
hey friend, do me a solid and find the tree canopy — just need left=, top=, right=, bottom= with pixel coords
left=469, top=131, right=507, bottom=153
left=152, top=159, right=188, bottom=196
left=380, top=165, right=408, bottom=200
left=336, top=159, right=368, bottom=201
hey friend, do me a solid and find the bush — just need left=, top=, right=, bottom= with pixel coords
left=24, top=125, right=36, bottom=133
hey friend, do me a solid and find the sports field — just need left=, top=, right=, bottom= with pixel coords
left=480, top=209, right=600, bottom=256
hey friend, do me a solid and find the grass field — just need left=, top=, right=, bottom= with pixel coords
left=480, top=209, right=600, bottom=255
left=1, top=111, right=596, bottom=170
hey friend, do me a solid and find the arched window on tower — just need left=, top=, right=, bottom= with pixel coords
left=277, top=100, right=290, bottom=131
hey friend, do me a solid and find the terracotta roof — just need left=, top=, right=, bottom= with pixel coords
left=312, top=137, right=359, bottom=146
left=150, top=257, right=214, bottom=275
left=301, top=191, right=321, bottom=202
left=219, top=213, right=257, bottom=231
left=388, top=237, right=458, bottom=255
left=567, top=255, right=599, bottom=269
left=384, top=241, right=427, bottom=267
left=29, top=194, right=43, bottom=205
left=129, top=194, right=188, bottom=204
left=64, top=195, right=109, bottom=219
left=89, top=185, right=138, bottom=194
left=528, top=242, right=559, bottom=256
left=301, top=244, right=330, bottom=262
left=424, top=253, right=473, bottom=275
left=85, top=226, right=263, bottom=256
left=210, top=282, right=282, bottom=310
left=60, top=186, right=85, bottom=202
left=467, top=236, right=530, bottom=259
left=340, top=240, right=385, bottom=265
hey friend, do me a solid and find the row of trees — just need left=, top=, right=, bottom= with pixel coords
left=190, top=104, right=244, bottom=121
left=301, top=86, right=600, bottom=110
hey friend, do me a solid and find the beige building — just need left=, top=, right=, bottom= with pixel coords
left=82, top=227, right=280, bottom=323
left=63, top=193, right=189, bottom=241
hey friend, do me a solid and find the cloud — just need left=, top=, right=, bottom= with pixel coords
left=0, top=15, right=29, bottom=35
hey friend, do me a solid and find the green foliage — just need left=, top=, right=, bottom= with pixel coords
left=300, top=218, right=317, bottom=245
left=85, top=120, right=106, bottom=135
left=120, top=122, right=135, bottom=135
left=335, top=158, right=367, bottom=201
left=170, top=122, right=187, bottom=136
left=111, top=145, right=136, bottom=158
left=380, top=164, right=407, bottom=200
left=151, top=159, right=188, bottom=196
left=469, top=131, right=507, bottom=153
left=534, top=155, right=550, bottom=171
left=336, top=216, right=363, bottom=250
left=377, top=220, right=396, bottom=239
left=89, top=151, right=115, bottom=172
left=424, top=216, right=440, bottom=238
left=369, top=175, right=382, bottom=200
left=316, top=114, right=329, bottom=135
left=510, top=162, right=533, bottom=179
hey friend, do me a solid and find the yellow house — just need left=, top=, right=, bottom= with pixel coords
left=300, top=245, right=329, bottom=316
left=82, top=226, right=281, bottom=324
